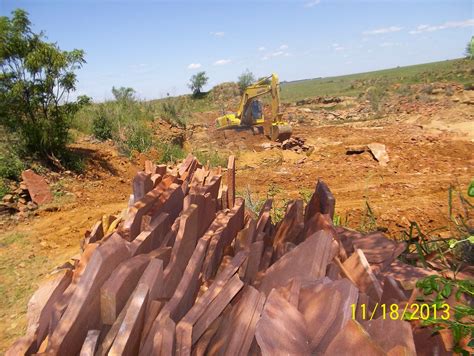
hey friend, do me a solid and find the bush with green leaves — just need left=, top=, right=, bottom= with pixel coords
left=237, top=69, right=255, bottom=93
left=409, top=275, right=473, bottom=354
left=0, top=150, right=24, bottom=180
left=188, top=71, right=209, bottom=96
left=465, top=36, right=473, bottom=59
left=160, top=99, right=187, bottom=128
left=157, top=143, right=185, bottom=164
left=92, top=113, right=113, bottom=141
left=0, top=9, right=86, bottom=157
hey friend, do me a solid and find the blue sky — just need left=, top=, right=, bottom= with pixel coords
left=2, top=0, right=473, bottom=101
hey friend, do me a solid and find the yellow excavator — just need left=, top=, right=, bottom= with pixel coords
left=215, top=73, right=292, bottom=141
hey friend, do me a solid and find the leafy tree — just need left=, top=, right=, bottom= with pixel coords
left=188, top=71, right=208, bottom=96
left=0, top=9, right=85, bottom=157
left=237, top=69, right=255, bottom=93
left=112, top=86, right=136, bottom=102
left=465, top=36, right=473, bottom=59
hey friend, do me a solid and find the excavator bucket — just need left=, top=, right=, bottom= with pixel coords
left=270, top=122, right=293, bottom=142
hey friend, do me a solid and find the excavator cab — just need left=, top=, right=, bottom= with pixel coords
left=215, top=73, right=292, bottom=141
left=241, top=100, right=264, bottom=126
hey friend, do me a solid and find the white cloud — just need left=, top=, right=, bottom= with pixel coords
left=261, top=56, right=269, bottom=61
left=409, top=19, right=474, bottom=34
left=210, top=31, right=225, bottom=37
left=379, top=42, right=400, bottom=47
left=213, top=59, right=231, bottom=65
left=363, top=26, right=403, bottom=35
left=305, top=0, right=321, bottom=8
left=332, top=43, right=344, bottom=51
left=271, top=51, right=284, bottom=57
left=279, top=44, right=288, bottom=50
left=258, top=46, right=266, bottom=51
left=187, top=63, right=201, bottom=69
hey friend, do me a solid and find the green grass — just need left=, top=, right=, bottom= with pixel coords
left=280, top=58, right=474, bottom=102
left=0, top=232, right=28, bottom=247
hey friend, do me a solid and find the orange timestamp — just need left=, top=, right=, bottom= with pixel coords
left=351, top=303, right=451, bottom=321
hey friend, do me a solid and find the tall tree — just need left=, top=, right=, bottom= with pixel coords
left=188, top=71, right=208, bottom=96
left=0, top=9, right=86, bottom=156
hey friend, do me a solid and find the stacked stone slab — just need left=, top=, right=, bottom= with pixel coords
left=8, top=155, right=456, bottom=356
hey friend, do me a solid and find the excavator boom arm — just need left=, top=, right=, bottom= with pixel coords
left=236, top=73, right=281, bottom=122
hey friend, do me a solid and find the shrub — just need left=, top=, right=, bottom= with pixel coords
left=92, top=113, right=113, bottom=141
left=0, top=150, right=24, bottom=180
left=157, top=143, right=186, bottom=164
left=161, top=99, right=187, bottom=128
left=0, top=9, right=85, bottom=157
left=123, top=122, right=153, bottom=155
left=193, top=150, right=227, bottom=168
left=237, top=69, right=256, bottom=93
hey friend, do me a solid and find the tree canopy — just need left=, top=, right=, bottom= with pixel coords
left=237, top=69, right=256, bottom=93
left=188, top=71, right=208, bottom=96
left=0, top=9, right=85, bottom=156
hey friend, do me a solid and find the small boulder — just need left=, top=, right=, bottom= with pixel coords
left=21, top=169, right=53, bottom=205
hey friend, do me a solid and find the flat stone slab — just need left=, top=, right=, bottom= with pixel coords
left=47, top=235, right=130, bottom=355
left=259, top=230, right=334, bottom=296
left=256, top=289, right=311, bottom=355
left=324, top=319, right=385, bottom=355
left=21, top=169, right=53, bottom=205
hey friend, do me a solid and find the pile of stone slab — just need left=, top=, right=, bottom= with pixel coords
left=7, top=154, right=453, bottom=355
left=280, top=136, right=312, bottom=153
left=0, top=169, right=52, bottom=218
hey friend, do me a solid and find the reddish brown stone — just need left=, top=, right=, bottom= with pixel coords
left=192, top=273, right=244, bottom=344
left=362, top=318, right=416, bottom=356
left=21, top=169, right=53, bottom=205
left=6, top=270, right=72, bottom=355
left=342, top=249, right=383, bottom=302
left=273, top=200, right=304, bottom=259
left=130, top=213, right=171, bottom=256
left=209, top=286, right=266, bottom=355
left=380, top=259, right=436, bottom=290
left=255, top=289, right=311, bottom=355
left=226, top=155, right=235, bottom=208
left=47, top=235, right=130, bottom=355
left=88, top=220, right=104, bottom=244
left=160, top=235, right=211, bottom=322
left=121, top=184, right=170, bottom=241
left=412, top=326, right=451, bottom=356
left=174, top=251, right=248, bottom=352
left=202, top=198, right=245, bottom=281
left=324, top=319, right=385, bottom=356
left=203, top=174, right=222, bottom=201
left=259, top=230, right=335, bottom=296
left=100, top=254, right=151, bottom=324
left=150, top=173, right=162, bottom=187
left=244, top=240, right=264, bottom=284
left=179, top=154, right=196, bottom=177
left=298, top=278, right=358, bottom=352
left=109, top=283, right=149, bottom=356
left=150, top=315, right=176, bottom=355
left=304, top=179, right=335, bottom=222
left=255, top=199, right=272, bottom=238
left=380, top=275, right=408, bottom=306
left=132, top=171, right=153, bottom=202
left=156, top=164, right=167, bottom=176
left=144, top=160, right=158, bottom=174
left=79, top=330, right=100, bottom=356
left=161, top=204, right=200, bottom=298
left=183, top=192, right=217, bottom=237
left=234, top=218, right=256, bottom=253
